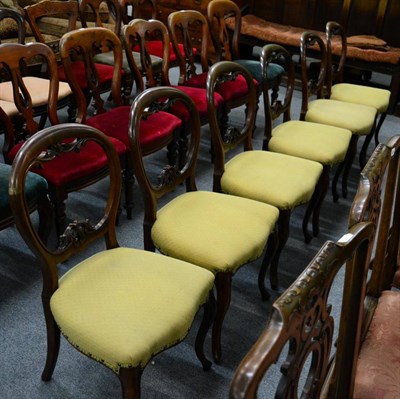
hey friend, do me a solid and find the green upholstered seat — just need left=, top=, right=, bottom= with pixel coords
left=152, top=191, right=279, bottom=274
left=50, top=247, right=214, bottom=373
left=270, top=120, right=352, bottom=165
left=0, top=163, right=48, bottom=220
left=306, top=99, right=377, bottom=136
left=94, top=50, right=163, bottom=73
left=221, top=151, right=323, bottom=210
left=330, top=83, right=391, bottom=113
left=235, top=59, right=284, bottom=82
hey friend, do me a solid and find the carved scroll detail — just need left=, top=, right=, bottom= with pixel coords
left=58, top=219, right=96, bottom=249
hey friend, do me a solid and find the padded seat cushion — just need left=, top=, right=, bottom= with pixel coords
left=85, top=106, right=182, bottom=151
left=170, top=85, right=224, bottom=121
left=152, top=191, right=279, bottom=274
left=235, top=59, right=284, bottom=82
left=0, top=77, right=72, bottom=106
left=7, top=137, right=127, bottom=186
left=50, top=247, right=214, bottom=372
left=354, top=290, right=400, bottom=399
left=0, top=163, right=47, bottom=220
left=306, top=99, right=377, bottom=135
left=270, top=120, right=352, bottom=165
left=58, top=61, right=116, bottom=89
left=221, top=151, right=323, bottom=210
left=330, top=83, right=391, bottom=113
left=94, top=50, right=163, bottom=73
left=132, top=41, right=188, bottom=63
left=0, top=99, right=18, bottom=116
left=185, top=72, right=258, bottom=102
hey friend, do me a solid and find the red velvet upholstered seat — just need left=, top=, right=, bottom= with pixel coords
left=7, top=138, right=127, bottom=186
left=84, top=105, right=182, bottom=153
left=132, top=41, right=189, bottom=63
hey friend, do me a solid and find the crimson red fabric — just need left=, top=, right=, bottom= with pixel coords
left=132, top=42, right=190, bottom=62
left=84, top=106, right=182, bottom=148
left=7, top=137, right=127, bottom=186
left=58, top=61, right=116, bottom=89
left=185, top=72, right=258, bottom=102
left=170, top=86, right=224, bottom=121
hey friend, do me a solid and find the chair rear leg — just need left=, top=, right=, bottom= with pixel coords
left=195, top=291, right=216, bottom=371
left=212, top=272, right=232, bottom=364
left=270, top=210, right=291, bottom=290
left=311, top=165, right=330, bottom=238
left=258, top=229, right=278, bottom=300
left=374, top=112, right=388, bottom=145
left=119, top=367, right=142, bottom=399
left=359, top=119, right=377, bottom=168
left=341, top=135, right=359, bottom=198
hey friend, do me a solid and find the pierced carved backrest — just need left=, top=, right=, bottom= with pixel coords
left=207, top=61, right=256, bottom=192
left=24, top=0, right=79, bottom=45
left=299, top=31, right=327, bottom=121
left=207, top=0, right=241, bottom=62
left=325, top=21, right=347, bottom=91
left=78, top=0, right=123, bottom=36
left=122, top=18, right=169, bottom=88
left=59, top=26, right=123, bottom=120
left=168, top=10, right=210, bottom=86
left=9, top=124, right=121, bottom=300
left=230, top=222, right=374, bottom=399
left=120, top=0, right=157, bottom=24
left=0, top=42, right=60, bottom=155
left=128, top=86, right=200, bottom=249
left=260, top=44, right=295, bottom=148
left=0, top=7, right=26, bottom=44
left=349, top=135, right=400, bottom=296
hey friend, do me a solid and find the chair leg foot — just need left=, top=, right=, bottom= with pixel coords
left=119, top=367, right=142, bottom=399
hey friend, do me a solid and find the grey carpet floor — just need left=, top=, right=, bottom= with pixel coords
left=0, top=71, right=399, bottom=398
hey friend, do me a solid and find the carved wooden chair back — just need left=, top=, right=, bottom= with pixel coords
left=120, top=0, right=157, bottom=24
left=59, top=26, right=123, bottom=120
left=78, top=0, right=123, bottom=36
left=167, top=10, right=211, bottom=85
left=207, top=0, right=241, bottom=62
left=122, top=17, right=170, bottom=88
left=299, top=31, right=328, bottom=121
left=349, top=134, right=400, bottom=296
left=24, top=0, right=79, bottom=49
left=128, top=86, right=200, bottom=249
left=229, top=221, right=375, bottom=399
left=0, top=7, right=26, bottom=44
left=206, top=61, right=257, bottom=192
left=260, top=44, right=295, bottom=147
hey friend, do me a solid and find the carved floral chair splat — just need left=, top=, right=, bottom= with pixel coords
left=9, top=123, right=215, bottom=399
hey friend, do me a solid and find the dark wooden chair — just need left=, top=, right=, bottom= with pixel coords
left=0, top=6, right=26, bottom=44
left=299, top=31, right=377, bottom=202
left=1, top=41, right=128, bottom=238
left=206, top=0, right=283, bottom=103
left=229, top=221, right=375, bottom=399
left=129, top=86, right=279, bottom=363
left=208, top=60, right=323, bottom=289
left=9, top=122, right=215, bottom=399
left=60, top=26, right=182, bottom=210
left=261, top=43, right=352, bottom=238
left=326, top=21, right=391, bottom=160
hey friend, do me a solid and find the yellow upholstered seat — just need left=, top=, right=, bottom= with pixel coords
left=221, top=151, right=323, bottom=210
left=51, top=247, right=214, bottom=372
left=330, top=83, right=390, bottom=114
left=270, top=120, right=351, bottom=165
left=152, top=191, right=279, bottom=274
left=0, top=76, right=72, bottom=107
left=305, top=99, right=376, bottom=136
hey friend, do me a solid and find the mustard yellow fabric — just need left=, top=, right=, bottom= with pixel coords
left=330, top=83, right=390, bottom=113
left=221, top=151, right=323, bottom=210
left=50, top=247, right=214, bottom=373
left=270, top=120, right=352, bottom=165
left=152, top=191, right=279, bottom=274
left=0, top=99, right=18, bottom=116
left=306, top=99, right=376, bottom=135
left=0, top=77, right=72, bottom=107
